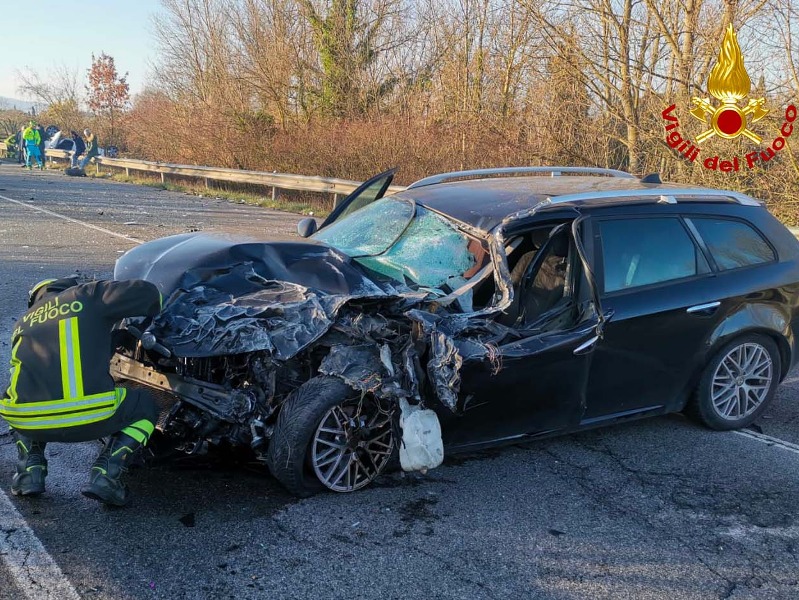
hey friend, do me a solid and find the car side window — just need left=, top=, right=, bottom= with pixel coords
left=688, top=217, right=775, bottom=270
left=599, top=217, right=710, bottom=293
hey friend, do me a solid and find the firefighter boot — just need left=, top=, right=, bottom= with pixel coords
left=11, top=434, right=47, bottom=496
left=81, top=433, right=141, bottom=506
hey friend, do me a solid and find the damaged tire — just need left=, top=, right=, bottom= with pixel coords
left=267, top=377, right=395, bottom=496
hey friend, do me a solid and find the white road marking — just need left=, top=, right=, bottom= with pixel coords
left=0, top=491, right=81, bottom=600
left=733, top=428, right=799, bottom=456
left=0, top=193, right=144, bottom=245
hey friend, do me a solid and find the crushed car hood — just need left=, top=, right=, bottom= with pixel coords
left=114, top=232, right=386, bottom=297
left=115, top=233, right=514, bottom=415
left=115, top=232, right=423, bottom=361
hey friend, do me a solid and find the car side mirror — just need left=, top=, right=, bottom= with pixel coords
left=297, top=217, right=318, bottom=238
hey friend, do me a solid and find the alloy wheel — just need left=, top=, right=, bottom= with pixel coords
left=311, top=398, right=394, bottom=492
left=711, top=342, right=773, bottom=421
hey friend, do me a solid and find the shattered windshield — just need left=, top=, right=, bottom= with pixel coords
left=358, top=206, right=476, bottom=288
left=314, top=197, right=415, bottom=257
left=315, top=197, right=477, bottom=289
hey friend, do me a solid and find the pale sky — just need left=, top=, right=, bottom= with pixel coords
left=0, top=1, right=163, bottom=102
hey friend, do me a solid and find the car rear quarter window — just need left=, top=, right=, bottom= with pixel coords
left=599, top=217, right=709, bottom=293
left=688, top=217, right=775, bottom=270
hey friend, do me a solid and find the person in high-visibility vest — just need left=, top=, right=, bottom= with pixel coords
left=3, top=133, right=18, bottom=160
left=22, top=121, right=43, bottom=170
left=1, top=278, right=163, bottom=506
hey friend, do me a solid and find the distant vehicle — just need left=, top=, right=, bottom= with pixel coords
left=45, top=130, right=115, bottom=157
left=111, top=167, right=799, bottom=496
left=45, top=130, right=75, bottom=152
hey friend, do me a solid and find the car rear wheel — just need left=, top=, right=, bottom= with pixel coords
left=690, top=334, right=780, bottom=431
left=266, top=377, right=395, bottom=497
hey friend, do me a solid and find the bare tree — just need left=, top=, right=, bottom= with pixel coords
left=153, top=0, right=237, bottom=105
left=16, top=65, right=84, bottom=131
left=16, top=64, right=81, bottom=106
left=232, top=0, right=316, bottom=127
left=531, top=0, right=664, bottom=172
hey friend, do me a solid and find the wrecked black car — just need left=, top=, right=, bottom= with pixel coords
left=112, top=167, right=799, bottom=495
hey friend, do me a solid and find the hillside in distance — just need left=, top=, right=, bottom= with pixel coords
left=0, top=96, right=48, bottom=113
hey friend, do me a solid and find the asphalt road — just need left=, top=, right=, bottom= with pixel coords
left=1, top=164, right=799, bottom=599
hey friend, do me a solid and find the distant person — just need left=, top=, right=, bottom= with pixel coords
left=16, top=126, right=26, bottom=165
left=70, top=130, right=86, bottom=168
left=35, top=123, right=46, bottom=168
left=22, top=121, right=43, bottom=170
left=3, top=133, right=18, bottom=161
left=79, top=129, right=99, bottom=170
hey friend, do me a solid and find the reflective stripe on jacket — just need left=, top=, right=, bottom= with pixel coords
left=0, top=280, right=161, bottom=430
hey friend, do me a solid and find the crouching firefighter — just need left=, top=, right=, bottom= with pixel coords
left=0, top=278, right=163, bottom=506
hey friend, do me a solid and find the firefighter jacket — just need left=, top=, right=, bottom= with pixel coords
left=0, top=280, right=162, bottom=431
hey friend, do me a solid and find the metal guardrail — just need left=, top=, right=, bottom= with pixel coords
left=40, top=148, right=405, bottom=205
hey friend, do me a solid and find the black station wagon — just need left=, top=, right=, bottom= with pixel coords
left=112, top=167, right=799, bottom=495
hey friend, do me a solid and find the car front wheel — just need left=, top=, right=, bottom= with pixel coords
left=267, top=377, right=395, bottom=496
left=690, top=334, right=780, bottom=431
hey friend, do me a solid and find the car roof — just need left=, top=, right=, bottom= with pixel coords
left=394, top=175, right=762, bottom=232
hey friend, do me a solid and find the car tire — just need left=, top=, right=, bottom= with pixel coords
left=689, top=334, right=781, bottom=431
left=266, top=376, right=395, bottom=497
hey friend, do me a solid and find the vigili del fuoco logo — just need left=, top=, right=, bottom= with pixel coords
left=661, top=24, right=796, bottom=171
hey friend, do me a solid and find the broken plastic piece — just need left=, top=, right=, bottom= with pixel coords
left=399, top=398, right=444, bottom=472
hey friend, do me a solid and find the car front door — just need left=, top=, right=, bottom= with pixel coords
left=321, top=168, right=397, bottom=228
left=580, top=214, right=728, bottom=424
left=441, top=226, right=600, bottom=449
left=297, top=169, right=397, bottom=237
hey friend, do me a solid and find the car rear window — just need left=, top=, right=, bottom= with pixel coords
left=688, top=217, right=775, bottom=270
left=599, top=218, right=709, bottom=293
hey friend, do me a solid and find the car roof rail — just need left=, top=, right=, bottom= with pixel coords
left=406, top=166, right=636, bottom=189
left=544, top=187, right=762, bottom=207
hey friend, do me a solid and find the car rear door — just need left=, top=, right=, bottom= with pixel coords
left=580, top=213, right=729, bottom=424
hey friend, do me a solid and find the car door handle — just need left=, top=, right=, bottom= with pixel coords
left=573, top=335, right=599, bottom=355
left=686, top=301, right=721, bottom=315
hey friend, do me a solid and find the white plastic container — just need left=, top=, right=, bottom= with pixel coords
left=399, top=398, right=444, bottom=473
